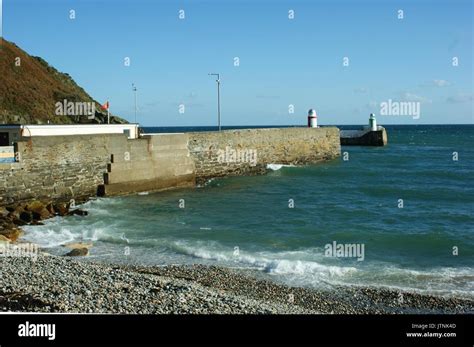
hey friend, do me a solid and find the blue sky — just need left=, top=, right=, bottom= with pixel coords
left=3, top=0, right=473, bottom=126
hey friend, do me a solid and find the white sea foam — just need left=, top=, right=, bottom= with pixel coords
left=266, top=163, right=295, bottom=171
left=266, top=259, right=357, bottom=277
left=21, top=227, right=77, bottom=248
left=19, top=197, right=474, bottom=299
left=22, top=220, right=121, bottom=248
left=173, top=241, right=357, bottom=281
left=171, top=240, right=474, bottom=297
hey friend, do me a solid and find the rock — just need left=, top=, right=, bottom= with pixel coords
left=32, top=209, right=50, bottom=221
left=26, top=201, right=51, bottom=220
left=8, top=205, right=25, bottom=221
left=0, top=234, right=11, bottom=242
left=54, top=202, right=69, bottom=216
left=25, top=200, right=45, bottom=212
left=11, top=217, right=27, bottom=226
left=0, top=206, right=9, bottom=218
left=45, top=202, right=55, bottom=215
left=64, top=242, right=93, bottom=249
left=19, top=211, right=33, bottom=223
left=5, top=206, right=16, bottom=213
left=64, top=248, right=89, bottom=257
left=0, top=227, right=22, bottom=242
left=0, top=219, right=8, bottom=229
left=69, top=209, right=88, bottom=217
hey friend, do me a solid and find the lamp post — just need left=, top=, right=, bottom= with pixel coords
left=132, top=83, right=137, bottom=123
left=208, top=73, right=221, bottom=131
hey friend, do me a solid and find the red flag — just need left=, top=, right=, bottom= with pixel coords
left=101, top=101, right=109, bottom=110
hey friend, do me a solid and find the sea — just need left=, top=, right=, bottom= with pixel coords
left=22, top=125, right=474, bottom=298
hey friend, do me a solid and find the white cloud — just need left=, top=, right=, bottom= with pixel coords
left=400, top=92, right=432, bottom=103
left=420, top=79, right=451, bottom=88
left=432, top=79, right=451, bottom=87
left=446, top=93, right=473, bottom=103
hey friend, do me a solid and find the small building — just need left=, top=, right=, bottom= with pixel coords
left=0, top=124, right=139, bottom=146
left=0, top=124, right=140, bottom=163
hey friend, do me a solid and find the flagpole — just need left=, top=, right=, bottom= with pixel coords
left=132, top=83, right=137, bottom=123
left=101, top=101, right=110, bottom=123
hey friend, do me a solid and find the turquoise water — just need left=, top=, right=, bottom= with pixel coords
left=23, top=125, right=474, bottom=298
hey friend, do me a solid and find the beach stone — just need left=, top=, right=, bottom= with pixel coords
left=64, top=242, right=93, bottom=249
left=0, top=227, right=22, bottom=242
left=54, top=202, right=69, bottom=216
left=0, top=234, right=11, bottom=242
left=25, top=200, right=44, bottom=212
left=64, top=248, right=89, bottom=257
left=32, top=209, right=50, bottom=220
left=26, top=200, right=51, bottom=220
left=0, top=206, right=9, bottom=218
left=5, top=205, right=16, bottom=213
left=8, top=205, right=25, bottom=220
left=19, top=211, right=33, bottom=223
left=11, top=217, right=27, bottom=226
left=45, top=202, right=55, bottom=215
left=0, top=219, right=8, bottom=229
left=0, top=255, right=472, bottom=314
left=69, top=209, right=88, bottom=217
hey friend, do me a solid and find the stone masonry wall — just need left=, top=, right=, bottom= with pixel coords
left=0, top=134, right=127, bottom=206
left=0, top=127, right=340, bottom=206
left=187, top=127, right=340, bottom=183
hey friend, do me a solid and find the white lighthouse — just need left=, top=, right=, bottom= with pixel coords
left=369, top=113, right=377, bottom=131
left=308, top=109, right=318, bottom=128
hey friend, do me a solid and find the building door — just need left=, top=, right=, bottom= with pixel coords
left=0, top=133, right=9, bottom=146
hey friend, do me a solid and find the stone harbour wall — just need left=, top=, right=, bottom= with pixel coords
left=188, top=127, right=340, bottom=183
left=0, top=127, right=340, bottom=206
left=0, top=134, right=125, bottom=205
left=101, top=133, right=195, bottom=196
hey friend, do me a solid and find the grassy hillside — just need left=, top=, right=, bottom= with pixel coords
left=0, top=39, right=128, bottom=124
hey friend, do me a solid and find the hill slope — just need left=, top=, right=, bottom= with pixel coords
left=0, top=39, right=127, bottom=124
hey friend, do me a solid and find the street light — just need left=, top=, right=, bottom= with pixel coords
left=132, top=83, right=137, bottom=123
left=208, top=73, right=221, bottom=131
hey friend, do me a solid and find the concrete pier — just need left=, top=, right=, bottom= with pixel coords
left=340, top=127, right=388, bottom=146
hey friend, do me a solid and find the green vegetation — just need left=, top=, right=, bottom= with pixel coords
left=0, top=39, right=127, bottom=125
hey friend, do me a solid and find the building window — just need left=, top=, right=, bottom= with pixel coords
left=0, top=132, right=9, bottom=146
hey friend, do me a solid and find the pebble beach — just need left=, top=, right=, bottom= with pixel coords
left=0, top=254, right=472, bottom=314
